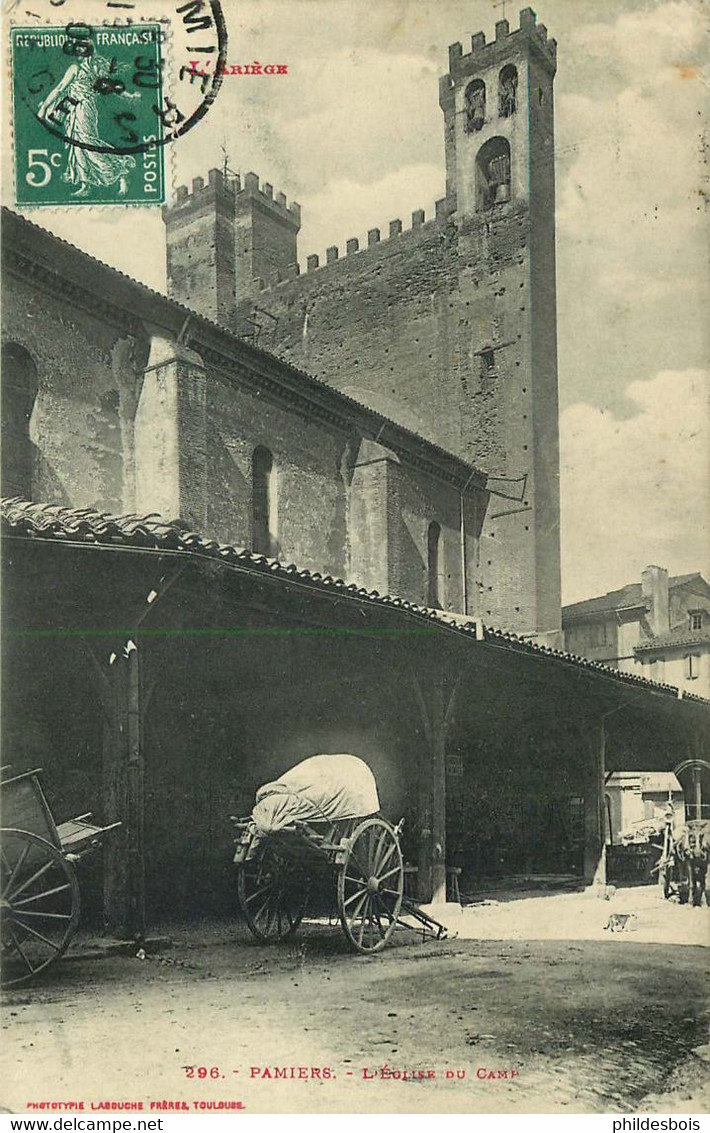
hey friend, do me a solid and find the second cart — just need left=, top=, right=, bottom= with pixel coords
left=233, top=754, right=446, bottom=954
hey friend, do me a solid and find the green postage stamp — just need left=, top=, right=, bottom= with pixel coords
left=11, top=23, right=166, bottom=206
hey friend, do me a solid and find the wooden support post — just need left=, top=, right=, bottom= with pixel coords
left=583, top=716, right=606, bottom=887
left=102, top=672, right=129, bottom=937
left=102, top=640, right=146, bottom=940
left=410, top=663, right=451, bottom=906
left=416, top=759, right=433, bottom=905
left=430, top=672, right=447, bottom=905
left=693, top=765, right=702, bottom=822
left=125, top=641, right=146, bottom=940
left=84, top=640, right=127, bottom=937
left=94, top=567, right=184, bottom=937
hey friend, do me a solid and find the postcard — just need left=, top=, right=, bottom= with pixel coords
left=1, top=0, right=708, bottom=1118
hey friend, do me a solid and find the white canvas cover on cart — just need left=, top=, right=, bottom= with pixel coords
left=251, top=754, right=380, bottom=835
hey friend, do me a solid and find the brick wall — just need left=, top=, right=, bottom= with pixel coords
left=165, top=175, right=238, bottom=332
left=203, top=372, right=480, bottom=602
left=235, top=177, right=300, bottom=299
left=2, top=213, right=486, bottom=610
left=241, top=196, right=549, bottom=628
left=229, top=16, right=561, bottom=633
left=1, top=272, right=149, bottom=513
left=240, top=215, right=466, bottom=455
left=204, top=371, right=351, bottom=574
left=161, top=12, right=562, bottom=634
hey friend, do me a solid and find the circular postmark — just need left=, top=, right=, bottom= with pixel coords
left=13, top=0, right=227, bottom=158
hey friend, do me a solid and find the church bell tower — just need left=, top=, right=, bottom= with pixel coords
left=439, top=7, right=561, bottom=635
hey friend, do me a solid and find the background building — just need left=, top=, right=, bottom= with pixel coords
left=634, top=603, right=710, bottom=699
left=563, top=567, right=710, bottom=698
left=605, top=770, right=685, bottom=845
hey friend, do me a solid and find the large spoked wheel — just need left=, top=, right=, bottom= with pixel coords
left=1, top=829, right=80, bottom=988
left=237, top=843, right=309, bottom=942
left=337, top=817, right=404, bottom=955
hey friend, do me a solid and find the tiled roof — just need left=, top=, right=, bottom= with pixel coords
left=0, top=496, right=483, bottom=628
left=4, top=497, right=709, bottom=706
left=562, top=574, right=704, bottom=621
left=635, top=624, right=710, bottom=653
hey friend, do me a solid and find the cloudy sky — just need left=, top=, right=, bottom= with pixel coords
left=4, top=0, right=708, bottom=604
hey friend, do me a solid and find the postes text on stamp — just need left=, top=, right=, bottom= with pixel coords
left=12, top=24, right=166, bottom=206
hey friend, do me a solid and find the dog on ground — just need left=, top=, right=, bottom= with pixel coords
left=603, top=912, right=636, bottom=932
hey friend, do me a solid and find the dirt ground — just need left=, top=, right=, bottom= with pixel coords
left=2, top=884, right=708, bottom=1116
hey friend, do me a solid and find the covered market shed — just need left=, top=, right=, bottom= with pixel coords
left=3, top=498, right=709, bottom=939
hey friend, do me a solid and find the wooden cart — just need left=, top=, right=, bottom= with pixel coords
left=653, top=810, right=709, bottom=907
left=654, top=815, right=691, bottom=905
left=233, top=813, right=447, bottom=955
left=1, top=768, right=120, bottom=987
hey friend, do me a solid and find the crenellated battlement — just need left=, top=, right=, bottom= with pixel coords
left=237, top=170, right=301, bottom=227
left=269, top=197, right=451, bottom=287
left=164, top=173, right=451, bottom=291
left=445, top=7, right=556, bottom=78
left=166, top=167, right=301, bottom=227
left=164, top=167, right=237, bottom=219
left=160, top=12, right=560, bottom=633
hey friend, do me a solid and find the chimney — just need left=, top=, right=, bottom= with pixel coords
left=641, top=566, right=670, bottom=637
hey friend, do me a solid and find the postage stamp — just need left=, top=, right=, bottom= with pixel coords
left=11, top=23, right=166, bottom=206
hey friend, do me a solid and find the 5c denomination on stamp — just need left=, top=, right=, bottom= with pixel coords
left=12, top=23, right=166, bottom=206
left=11, top=0, right=228, bottom=207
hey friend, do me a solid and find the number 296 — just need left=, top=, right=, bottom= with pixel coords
left=184, top=1067, right=222, bottom=1079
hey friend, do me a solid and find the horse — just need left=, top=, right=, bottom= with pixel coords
left=675, top=821, right=710, bottom=907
